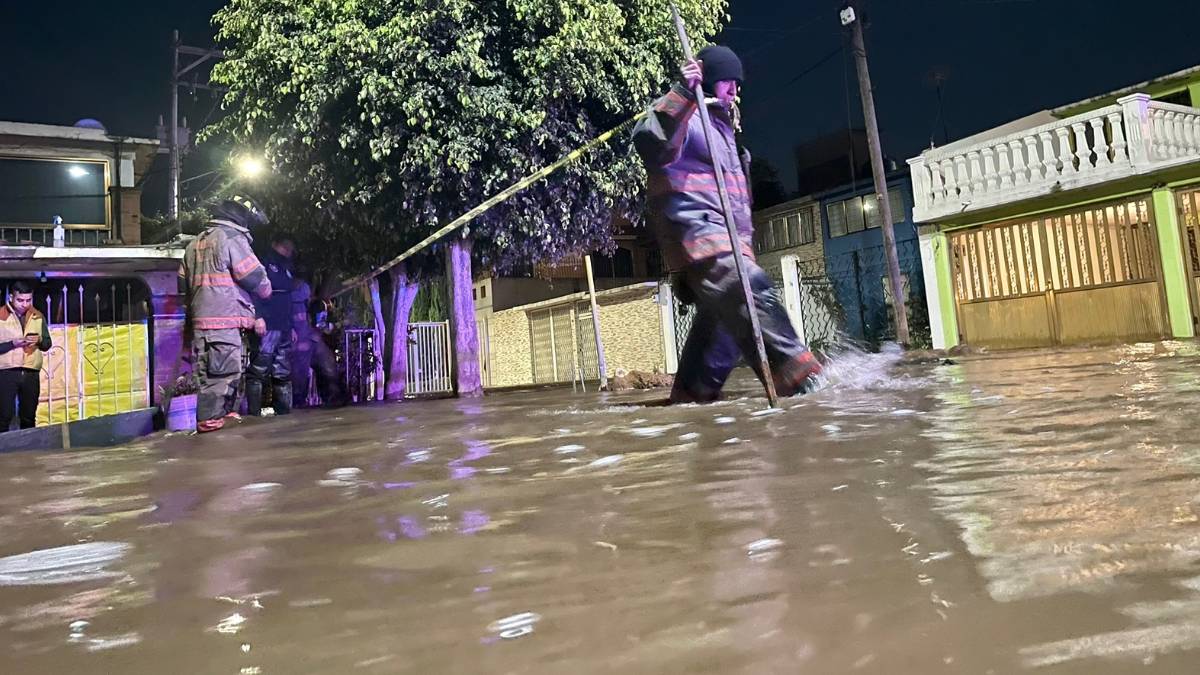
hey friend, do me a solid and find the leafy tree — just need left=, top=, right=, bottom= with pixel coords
left=207, top=0, right=728, bottom=395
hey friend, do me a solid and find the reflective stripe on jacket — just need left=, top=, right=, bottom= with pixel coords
left=632, top=83, right=755, bottom=271
left=181, top=219, right=271, bottom=332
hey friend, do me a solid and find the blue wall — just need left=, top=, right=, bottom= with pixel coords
left=818, top=174, right=927, bottom=345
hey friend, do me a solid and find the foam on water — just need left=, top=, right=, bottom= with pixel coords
left=0, top=542, right=131, bottom=586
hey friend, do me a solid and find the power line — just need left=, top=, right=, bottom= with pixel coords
left=739, top=44, right=844, bottom=123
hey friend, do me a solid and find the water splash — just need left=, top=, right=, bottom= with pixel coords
left=813, top=343, right=922, bottom=392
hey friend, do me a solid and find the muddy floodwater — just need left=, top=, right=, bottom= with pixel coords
left=6, top=344, right=1200, bottom=673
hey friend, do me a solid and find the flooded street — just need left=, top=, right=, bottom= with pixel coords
left=5, top=344, right=1200, bottom=673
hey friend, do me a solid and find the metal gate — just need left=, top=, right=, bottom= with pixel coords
left=1175, top=187, right=1200, bottom=328
left=341, top=328, right=378, bottom=403
left=1, top=279, right=151, bottom=428
left=529, top=305, right=600, bottom=385
left=406, top=321, right=453, bottom=396
left=949, top=197, right=1167, bottom=349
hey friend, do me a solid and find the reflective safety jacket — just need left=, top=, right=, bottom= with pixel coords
left=180, top=219, right=272, bottom=331
left=633, top=83, right=754, bottom=271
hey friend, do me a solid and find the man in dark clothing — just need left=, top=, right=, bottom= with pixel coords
left=309, top=288, right=346, bottom=408
left=632, top=45, right=821, bottom=403
left=246, top=233, right=296, bottom=415
left=289, top=277, right=316, bottom=408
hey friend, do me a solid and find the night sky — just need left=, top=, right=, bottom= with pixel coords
left=4, top=0, right=1200, bottom=211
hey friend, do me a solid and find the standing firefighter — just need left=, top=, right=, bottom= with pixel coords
left=180, top=195, right=272, bottom=433
left=633, top=46, right=821, bottom=403
left=245, top=234, right=296, bottom=416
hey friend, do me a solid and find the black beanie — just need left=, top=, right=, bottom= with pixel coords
left=697, top=45, right=744, bottom=93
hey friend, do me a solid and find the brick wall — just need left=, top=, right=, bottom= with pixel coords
left=596, top=290, right=665, bottom=377
left=486, top=307, right=533, bottom=388
left=485, top=285, right=667, bottom=388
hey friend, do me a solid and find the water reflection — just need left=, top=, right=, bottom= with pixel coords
left=3, top=345, right=1200, bottom=671
left=922, top=344, right=1200, bottom=668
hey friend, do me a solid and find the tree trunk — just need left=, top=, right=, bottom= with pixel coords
left=446, top=237, right=483, bottom=397
left=367, top=278, right=387, bottom=401
left=387, top=265, right=419, bottom=400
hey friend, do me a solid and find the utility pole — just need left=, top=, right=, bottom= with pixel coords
left=841, top=3, right=909, bottom=346
left=583, top=255, right=609, bottom=390
left=166, top=30, right=225, bottom=228
left=169, top=30, right=180, bottom=225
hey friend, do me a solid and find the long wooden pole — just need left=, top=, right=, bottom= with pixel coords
left=583, top=255, right=608, bottom=390
left=669, top=5, right=778, bottom=408
left=845, top=3, right=910, bottom=345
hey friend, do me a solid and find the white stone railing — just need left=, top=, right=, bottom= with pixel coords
left=908, top=93, right=1200, bottom=222
left=1147, top=100, right=1200, bottom=162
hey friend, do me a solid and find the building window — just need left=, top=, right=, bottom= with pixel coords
left=756, top=206, right=818, bottom=253
left=591, top=247, right=634, bottom=278
left=480, top=285, right=486, bottom=299
left=0, top=157, right=108, bottom=229
left=829, top=189, right=906, bottom=237
left=846, top=196, right=866, bottom=234
left=828, top=201, right=847, bottom=238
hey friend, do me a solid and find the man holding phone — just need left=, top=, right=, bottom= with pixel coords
left=0, top=280, right=52, bottom=431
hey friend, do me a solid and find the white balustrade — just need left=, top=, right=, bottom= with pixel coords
left=1009, top=139, right=1028, bottom=186
left=910, top=94, right=1200, bottom=222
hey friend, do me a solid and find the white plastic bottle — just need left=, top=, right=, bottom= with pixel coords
left=52, top=216, right=65, bottom=248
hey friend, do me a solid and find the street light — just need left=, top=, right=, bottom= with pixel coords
left=236, top=156, right=265, bottom=179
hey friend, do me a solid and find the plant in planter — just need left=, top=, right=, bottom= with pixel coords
left=159, top=373, right=200, bottom=432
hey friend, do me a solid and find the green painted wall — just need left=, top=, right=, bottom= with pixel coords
left=1152, top=188, right=1195, bottom=338
left=930, top=230, right=960, bottom=348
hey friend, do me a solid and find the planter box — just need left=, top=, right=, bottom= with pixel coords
left=166, top=394, right=197, bottom=432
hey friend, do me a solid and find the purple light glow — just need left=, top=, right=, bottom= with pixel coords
left=459, top=510, right=490, bottom=535
left=397, top=516, right=427, bottom=539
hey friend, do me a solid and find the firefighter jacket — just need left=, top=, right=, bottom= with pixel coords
left=632, top=83, right=755, bottom=271
left=180, top=219, right=272, bottom=331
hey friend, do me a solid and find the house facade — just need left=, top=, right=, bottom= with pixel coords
left=1, top=120, right=186, bottom=432
left=910, top=66, right=1200, bottom=350
left=817, top=173, right=925, bottom=345
left=0, top=120, right=158, bottom=246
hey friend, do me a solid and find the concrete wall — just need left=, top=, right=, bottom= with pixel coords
left=484, top=284, right=667, bottom=388
left=486, top=306, right=534, bottom=388
left=596, top=289, right=666, bottom=377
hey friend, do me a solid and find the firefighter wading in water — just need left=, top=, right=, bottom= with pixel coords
left=246, top=233, right=296, bottom=416
left=632, top=45, right=821, bottom=403
left=180, top=195, right=272, bottom=433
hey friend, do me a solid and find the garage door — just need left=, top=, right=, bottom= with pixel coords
left=950, top=197, right=1168, bottom=349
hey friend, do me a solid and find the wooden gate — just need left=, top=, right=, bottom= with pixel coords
left=949, top=197, right=1168, bottom=349
left=1175, top=187, right=1200, bottom=329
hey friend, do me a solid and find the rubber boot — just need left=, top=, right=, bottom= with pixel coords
left=272, top=382, right=292, bottom=415
left=245, top=379, right=264, bottom=416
